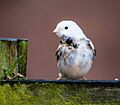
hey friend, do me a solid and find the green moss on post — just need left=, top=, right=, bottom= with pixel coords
left=0, top=38, right=28, bottom=80
left=17, top=39, right=28, bottom=76
left=0, top=80, right=120, bottom=105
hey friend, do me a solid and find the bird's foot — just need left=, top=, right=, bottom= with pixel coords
left=82, top=76, right=87, bottom=80
left=56, top=73, right=63, bottom=80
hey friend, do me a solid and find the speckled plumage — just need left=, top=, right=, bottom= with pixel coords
left=53, top=20, right=96, bottom=80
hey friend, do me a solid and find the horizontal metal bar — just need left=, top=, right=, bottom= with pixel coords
left=0, top=79, right=120, bottom=85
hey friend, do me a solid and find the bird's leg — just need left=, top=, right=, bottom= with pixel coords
left=56, top=73, right=63, bottom=80
left=82, top=76, right=87, bottom=80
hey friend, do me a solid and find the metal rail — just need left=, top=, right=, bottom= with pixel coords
left=1, top=79, right=120, bottom=86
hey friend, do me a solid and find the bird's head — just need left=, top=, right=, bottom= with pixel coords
left=53, top=20, right=87, bottom=41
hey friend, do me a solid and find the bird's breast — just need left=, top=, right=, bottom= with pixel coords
left=57, top=46, right=93, bottom=79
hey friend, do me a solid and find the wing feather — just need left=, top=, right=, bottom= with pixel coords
left=87, top=39, right=96, bottom=57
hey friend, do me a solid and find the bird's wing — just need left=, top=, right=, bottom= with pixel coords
left=55, top=45, right=62, bottom=62
left=87, top=39, right=96, bottom=57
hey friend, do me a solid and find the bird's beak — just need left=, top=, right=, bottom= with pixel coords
left=53, top=28, right=58, bottom=33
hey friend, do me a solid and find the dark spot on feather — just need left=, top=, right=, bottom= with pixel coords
left=66, top=37, right=73, bottom=45
left=87, top=40, right=96, bottom=57
left=92, top=49, right=96, bottom=60
left=60, top=40, right=62, bottom=44
left=87, top=43, right=92, bottom=49
left=94, top=49, right=96, bottom=56
left=73, top=44, right=78, bottom=48
left=83, top=61, right=88, bottom=68
left=55, top=48, right=62, bottom=62
left=56, top=52, right=62, bottom=62
left=83, top=54, right=85, bottom=58
left=62, top=35, right=68, bottom=40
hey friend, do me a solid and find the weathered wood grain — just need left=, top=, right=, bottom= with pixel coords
left=0, top=38, right=28, bottom=80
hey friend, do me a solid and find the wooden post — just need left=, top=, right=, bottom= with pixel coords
left=0, top=80, right=120, bottom=104
left=0, top=38, right=28, bottom=80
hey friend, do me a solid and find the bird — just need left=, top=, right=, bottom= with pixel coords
left=53, top=20, right=96, bottom=80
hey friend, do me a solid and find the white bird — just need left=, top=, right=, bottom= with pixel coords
left=53, top=20, right=96, bottom=80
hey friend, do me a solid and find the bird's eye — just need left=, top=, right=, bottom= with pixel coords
left=65, top=26, right=68, bottom=30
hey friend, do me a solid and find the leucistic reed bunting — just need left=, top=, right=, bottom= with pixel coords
left=53, top=20, right=96, bottom=80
